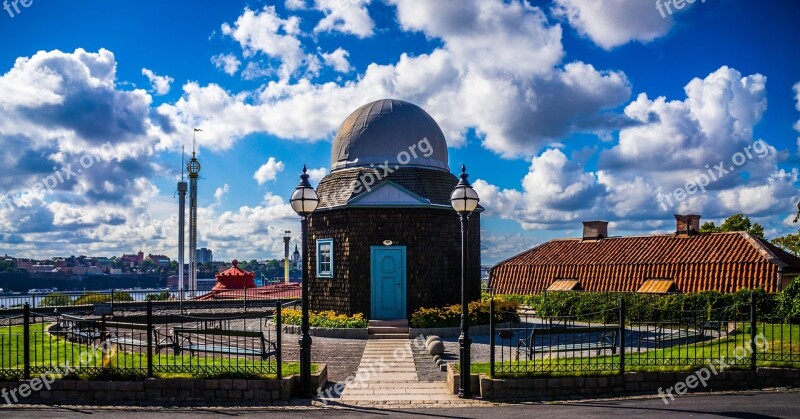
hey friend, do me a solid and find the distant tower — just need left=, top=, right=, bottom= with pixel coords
left=177, top=145, right=187, bottom=293
left=292, top=244, right=301, bottom=267
left=187, top=129, right=202, bottom=293
left=283, top=231, right=291, bottom=284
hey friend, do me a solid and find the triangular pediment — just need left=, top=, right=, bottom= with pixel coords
left=348, top=181, right=431, bottom=206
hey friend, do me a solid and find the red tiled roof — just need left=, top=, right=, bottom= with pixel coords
left=213, top=259, right=256, bottom=290
left=489, top=232, right=800, bottom=294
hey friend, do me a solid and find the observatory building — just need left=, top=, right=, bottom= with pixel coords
left=307, top=99, right=481, bottom=319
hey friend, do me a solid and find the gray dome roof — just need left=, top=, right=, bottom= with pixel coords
left=331, top=99, right=449, bottom=171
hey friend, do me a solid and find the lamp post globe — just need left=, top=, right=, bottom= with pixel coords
left=450, top=164, right=479, bottom=399
left=290, top=165, right=318, bottom=397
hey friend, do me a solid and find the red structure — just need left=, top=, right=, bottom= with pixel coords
left=196, top=259, right=301, bottom=301
left=212, top=259, right=256, bottom=290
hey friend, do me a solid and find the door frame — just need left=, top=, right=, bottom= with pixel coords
left=369, top=246, right=407, bottom=320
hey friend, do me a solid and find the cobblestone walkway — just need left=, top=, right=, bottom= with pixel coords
left=329, top=339, right=484, bottom=408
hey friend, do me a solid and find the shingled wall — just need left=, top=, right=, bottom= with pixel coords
left=307, top=207, right=481, bottom=317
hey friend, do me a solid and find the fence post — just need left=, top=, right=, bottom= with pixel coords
left=244, top=288, right=247, bottom=312
left=489, top=298, right=495, bottom=379
left=146, top=300, right=154, bottom=378
left=23, top=302, right=31, bottom=379
left=110, top=288, right=115, bottom=315
left=750, top=293, right=757, bottom=372
left=619, top=297, right=625, bottom=375
left=276, top=300, right=282, bottom=380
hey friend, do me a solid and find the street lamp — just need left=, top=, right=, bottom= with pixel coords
left=450, top=164, right=479, bottom=399
left=290, top=165, right=319, bottom=397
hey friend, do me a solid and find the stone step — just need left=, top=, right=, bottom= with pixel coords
left=368, top=319, right=409, bottom=327
left=368, top=326, right=410, bottom=334
left=368, top=333, right=409, bottom=339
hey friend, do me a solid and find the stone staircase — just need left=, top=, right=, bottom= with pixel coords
left=368, top=319, right=409, bottom=339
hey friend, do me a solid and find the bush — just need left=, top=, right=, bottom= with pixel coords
left=145, top=291, right=171, bottom=301
left=777, top=278, right=800, bottom=319
left=39, top=293, right=72, bottom=307
left=281, top=309, right=368, bottom=329
left=409, top=298, right=520, bottom=328
left=73, top=292, right=133, bottom=305
left=485, top=287, right=786, bottom=323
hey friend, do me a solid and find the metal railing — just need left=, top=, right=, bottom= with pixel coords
left=0, top=299, right=286, bottom=380
left=489, top=295, right=800, bottom=377
left=0, top=287, right=302, bottom=315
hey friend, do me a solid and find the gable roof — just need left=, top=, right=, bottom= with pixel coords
left=315, top=167, right=459, bottom=209
left=490, top=231, right=800, bottom=294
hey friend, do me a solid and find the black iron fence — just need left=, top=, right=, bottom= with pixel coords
left=0, top=299, right=290, bottom=380
left=0, top=287, right=302, bottom=314
left=489, top=295, right=800, bottom=377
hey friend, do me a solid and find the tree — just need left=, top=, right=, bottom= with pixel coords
left=771, top=230, right=800, bottom=256
left=700, top=214, right=764, bottom=238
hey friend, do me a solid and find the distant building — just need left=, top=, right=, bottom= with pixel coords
left=197, top=248, right=213, bottom=264
left=120, top=251, right=144, bottom=267
left=490, top=215, right=800, bottom=294
left=15, top=259, right=33, bottom=271
left=147, top=254, right=172, bottom=268
left=292, top=244, right=301, bottom=267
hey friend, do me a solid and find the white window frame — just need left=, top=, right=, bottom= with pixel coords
left=316, top=239, right=334, bottom=278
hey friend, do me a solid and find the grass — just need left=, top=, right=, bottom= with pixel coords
left=0, top=323, right=312, bottom=380
left=461, top=323, right=800, bottom=378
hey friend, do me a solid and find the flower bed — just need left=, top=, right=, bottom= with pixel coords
left=409, top=298, right=520, bottom=328
left=281, top=309, right=368, bottom=329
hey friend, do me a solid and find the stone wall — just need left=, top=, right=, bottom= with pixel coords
left=0, top=365, right=327, bottom=405
left=307, top=207, right=481, bottom=317
left=447, top=365, right=800, bottom=400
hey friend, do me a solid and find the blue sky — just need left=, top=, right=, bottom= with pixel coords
left=0, top=0, right=799, bottom=264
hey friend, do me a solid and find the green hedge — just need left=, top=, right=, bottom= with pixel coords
left=492, top=287, right=791, bottom=323
left=73, top=292, right=133, bottom=306
left=282, top=309, right=368, bottom=329
left=410, top=298, right=520, bottom=328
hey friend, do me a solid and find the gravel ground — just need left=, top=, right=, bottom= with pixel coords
left=412, top=338, right=448, bottom=382
left=441, top=334, right=493, bottom=363
left=280, top=333, right=366, bottom=383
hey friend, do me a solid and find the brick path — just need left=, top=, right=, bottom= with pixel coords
left=327, top=339, right=485, bottom=408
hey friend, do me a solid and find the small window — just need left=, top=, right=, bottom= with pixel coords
left=316, top=239, right=333, bottom=278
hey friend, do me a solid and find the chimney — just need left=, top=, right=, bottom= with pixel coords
left=582, top=221, right=609, bottom=240
left=675, top=214, right=701, bottom=235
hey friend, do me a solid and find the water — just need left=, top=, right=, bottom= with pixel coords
left=0, top=288, right=180, bottom=309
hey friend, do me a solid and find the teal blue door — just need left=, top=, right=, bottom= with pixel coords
left=370, top=246, right=406, bottom=320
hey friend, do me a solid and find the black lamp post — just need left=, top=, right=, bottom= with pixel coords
left=290, top=165, right=319, bottom=397
left=450, top=164, right=480, bottom=399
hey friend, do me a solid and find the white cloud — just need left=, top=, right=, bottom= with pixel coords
left=253, top=157, right=285, bottom=184
left=211, top=53, right=241, bottom=76
left=475, top=66, right=798, bottom=232
left=321, top=48, right=352, bottom=73
left=221, top=6, right=308, bottom=80
left=313, top=0, right=374, bottom=38
left=285, top=0, right=306, bottom=10
left=214, top=183, right=230, bottom=201
left=553, top=0, right=675, bottom=50
left=794, top=82, right=800, bottom=155
left=306, top=167, right=327, bottom=183
left=170, top=0, right=630, bottom=158
left=141, top=68, right=174, bottom=95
